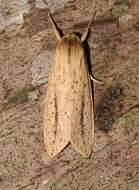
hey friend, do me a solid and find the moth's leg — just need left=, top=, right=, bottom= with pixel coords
left=90, top=75, right=104, bottom=84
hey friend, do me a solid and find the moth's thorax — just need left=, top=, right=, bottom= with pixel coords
left=57, top=33, right=83, bottom=50
left=55, top=33, right=84, bottom=65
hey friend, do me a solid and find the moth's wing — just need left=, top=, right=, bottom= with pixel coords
left=43, top=64, right=69, bottom=157
left=70, top=55, right=94, bottom=157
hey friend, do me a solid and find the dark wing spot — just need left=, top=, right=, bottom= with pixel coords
left=83, top=140, right=86, bottom=144
left=53, top=129, right=56, bottom=135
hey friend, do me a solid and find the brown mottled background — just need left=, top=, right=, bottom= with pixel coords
left=0, top=0, right=139, bottom=189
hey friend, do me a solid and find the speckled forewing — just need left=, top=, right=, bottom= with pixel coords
left=43, top=60, right=69, bottom=157
left=68, top=53, right=94, bottom=157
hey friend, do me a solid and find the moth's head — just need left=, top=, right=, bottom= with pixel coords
left=48, top=11, right=96, bottom=43
left=60, top=32, right=81, bottom=43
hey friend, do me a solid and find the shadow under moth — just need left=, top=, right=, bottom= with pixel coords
left=43, top=11, right=102, bottom=158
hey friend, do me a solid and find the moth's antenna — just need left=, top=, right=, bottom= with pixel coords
left=48, top=10, right=62, bottom=40
left=81, top=12, right=96, bottom=42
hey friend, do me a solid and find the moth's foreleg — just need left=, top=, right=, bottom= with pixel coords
left=90, top=75, right=104, bottom=84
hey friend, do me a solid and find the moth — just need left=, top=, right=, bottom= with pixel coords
left=43, top=11, right=102, bottom=158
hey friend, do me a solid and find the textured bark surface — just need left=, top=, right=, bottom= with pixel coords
left=0, top=0, right=139, bottom=189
